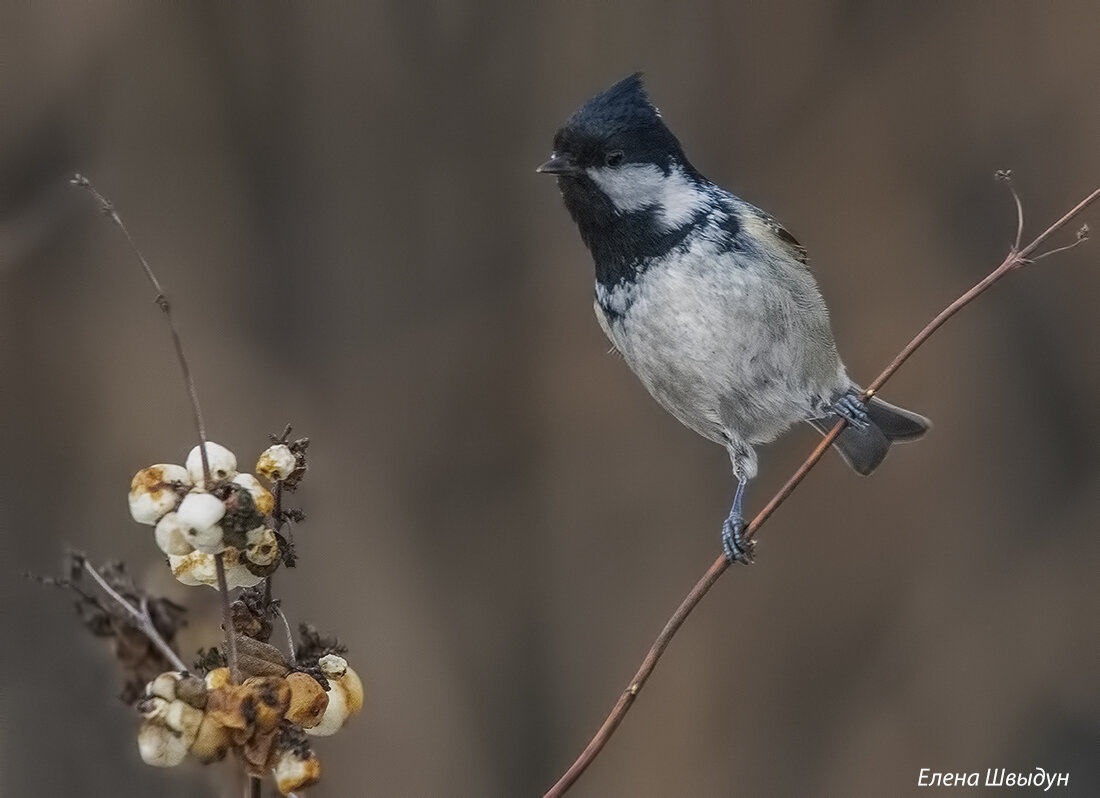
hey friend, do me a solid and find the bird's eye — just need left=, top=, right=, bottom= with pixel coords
left=604, top=150, right=625, bottom=167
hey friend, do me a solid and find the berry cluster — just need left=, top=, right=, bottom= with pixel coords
left=137, top=633, right=363, bottom=793
left=128, top=442, right=297, bottom=589
left=118, top=435, right=363, bottom=794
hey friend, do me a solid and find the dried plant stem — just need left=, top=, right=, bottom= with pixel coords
left=70, top=174, right=211, bottom=485
left=544, top=184, right=1098, bottom=798
left=274, top=602, right=297, bottom=663
left=82, top=561, right=188, bottom=672
left=214, top=554, right=241, bottom=684
left=263, top=479, right=285, bottom=611
left=71, top=176, right=249, bottom=698
left=72, top=177, right=299, bottom=797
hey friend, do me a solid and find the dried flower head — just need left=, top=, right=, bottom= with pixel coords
left=41, top=555, right=188, bottom=703
left=229, top=586, right=274, bottom=642
left=190, top=713, right=233, bottom=764
left=284, top=672, right=329, bottom=729
left=272, top=724, right=322, bottom=794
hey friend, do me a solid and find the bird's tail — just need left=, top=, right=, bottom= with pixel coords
left=808, top=392, right=931, bottom=476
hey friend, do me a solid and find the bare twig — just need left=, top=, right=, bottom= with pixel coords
left=544, top=183, right=1099, bottom=798
left=214, top=554, right=241, bottom=683
left=273, top=602, right=297, bottom=663
left=996, top=169, right=1025, bottom=251
left=81, top=561, right=188, bottom=672
left=73, top=176, right=245, bottom=695
left=263, top=478, right=285, bottom=611
left=1028, top=224, right=1090, bottom=263
left=70, top=174, right=211, bottom=486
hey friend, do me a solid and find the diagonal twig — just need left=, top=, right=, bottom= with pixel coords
left=81, top=561, right=188, bottom=672
left=73, top=176, right=241, bottom=688
left=544, top=182, right=1099, bottom=798
left=70, top=174, right=212, bottom=486
left=272, top=602, right=297, bottom=663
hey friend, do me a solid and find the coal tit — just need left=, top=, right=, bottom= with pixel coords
left=537, top=74, right=930, bottom=563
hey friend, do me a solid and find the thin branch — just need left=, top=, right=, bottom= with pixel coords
left=273, top=602, right=297, bottom=663
left=544, top=184, right=1099, bottom=798
left=996, top=169, right=1025, bottom=251
left=81, top=561, right=188, bottom=672
left=214, top=554, right=241, bottom=683
left=263, top=479, right=284, bottom=611
left=72, top=175, right=247, bottom=692
left=70, top=174, right=211, bottom=486
left=1027, top=224, right=1090, bottom=263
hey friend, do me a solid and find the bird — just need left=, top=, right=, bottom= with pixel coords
left=536, top=73, right=930, bottom=563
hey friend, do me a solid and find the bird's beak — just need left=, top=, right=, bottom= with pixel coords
left=536, top=153, right=581, bottom=176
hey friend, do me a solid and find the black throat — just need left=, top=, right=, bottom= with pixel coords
left=559, top=175, right=701, bottom=292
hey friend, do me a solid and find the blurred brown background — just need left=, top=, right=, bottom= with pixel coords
left=2, top=3, right=1097, bottom=796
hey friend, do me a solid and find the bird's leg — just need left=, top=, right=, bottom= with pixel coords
left=831, top=393, right=871, bottom=428
left=721, top=473, right=754, bottom=564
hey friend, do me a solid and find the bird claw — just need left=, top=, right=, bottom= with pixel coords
left=721, top=514, right=755, bottom=565
left=832, top=394, right=870, bottom=429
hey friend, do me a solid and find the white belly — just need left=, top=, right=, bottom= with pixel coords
left=595, top=242, right=847, bottom=448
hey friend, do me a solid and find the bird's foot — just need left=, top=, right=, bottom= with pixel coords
left=721, top=513, right=755, bottom=565
left=832, top=394, right=871, bottom=428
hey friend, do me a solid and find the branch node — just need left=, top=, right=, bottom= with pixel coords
left=995, top=168, right=1025, bottom=250
left=80, top=559, right=187, bottom=673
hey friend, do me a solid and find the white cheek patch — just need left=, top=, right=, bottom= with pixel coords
left=586, top=163, right=704, bottom=229
left=587, top=163, right=664, bottom=213
left=657, top=166, right=707, bottom=228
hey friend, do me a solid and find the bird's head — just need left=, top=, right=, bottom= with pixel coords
left=537, top=73, right=705, bottom=234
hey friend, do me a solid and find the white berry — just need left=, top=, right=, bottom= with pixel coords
left=306, top=655, right=364, bottom=737
left=186, top=442, right=238, bottom=485
left=176, top=492, right=227, bottom=554
left=169, top=548, right=263, bottom=589
left=129, top=464, right=190, bottom=525
left=154, top=513, right=194, bottom=556
left=256, top=444, right=296, bottom=481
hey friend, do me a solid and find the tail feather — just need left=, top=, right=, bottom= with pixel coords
left=865, top=396, right=930, bottom=442
left=808, top=394, right=931, bottom=476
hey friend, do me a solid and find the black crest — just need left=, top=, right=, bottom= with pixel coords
left=565, top=73, right=660, bottom=139
left=554, top=73, right=691, bottom=173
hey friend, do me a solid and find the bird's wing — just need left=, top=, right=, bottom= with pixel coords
left=752, top=208, right=809, bottom=266
left=728, top=198, right=811, bottom=267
